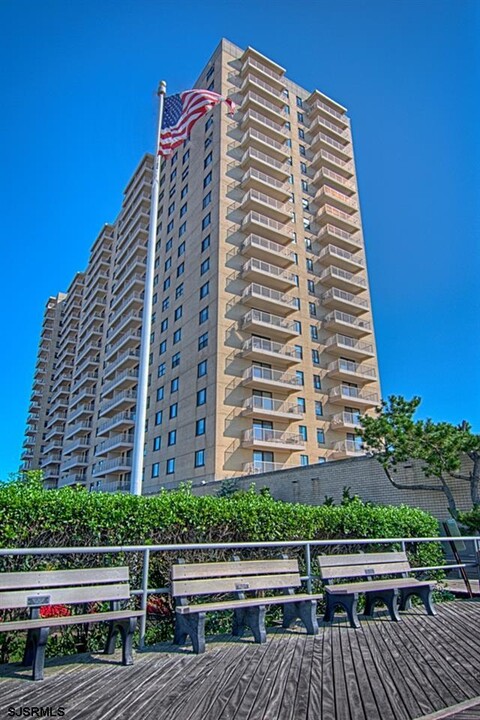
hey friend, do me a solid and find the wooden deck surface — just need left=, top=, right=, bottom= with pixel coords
left=1, top=600, right=480, bottom=720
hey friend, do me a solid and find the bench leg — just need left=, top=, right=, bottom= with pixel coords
left=174, top=612, right=206, bottom=654
left=364, top=589, right=400, bottom=622
left=105, top=622, right=119, bottom=655
left=324, top=593, right=360, bottom=629
left=399, top=587, right=436, bottom=616
left=232, top=606, right=267, bottom=644
left=26, top=627, right=50, bottom=681
left=282, top=600, right=319, bottom=635
left=117, top=618, right=137, bottom=665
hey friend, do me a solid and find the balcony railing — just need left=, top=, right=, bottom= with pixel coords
left=320, top=266, right=366, bottom=289
left=241, top=74, right=283, bottom=101
left=332, top=440, right=364, bottom=456
left=314, top=167, right=356, bottom=192
left=242, top=211, right=290, bottom=241
left=95, top=433, right=134, bottom=456
left=242, top=396, right=303, bottom=416
left=97, top=411, right=136, bottom=436
left=322, top=287, right=369, bottom=311
left=242, top=283, right=297, bottom=312
left=241, top=57, right=284, bottom=84
left=242, top=234, right=295, bottom=264
left=311, top=115, right=349, bottom=140
left=99, top=389, right=137, bottom=416
left=317, top=186, right=358, bottom=211
left=243, top=461, right=285, bottom=474
left=324, top=310, right=371, bottom=333
left=105, top=329, right=143, bottom=359
left=242, top=167, right=289, bottom=194
left=312, top=149, right=354, bottom=175
left=329, top=386, right=379, bottom=404
left=242, top=258, right=297, bottom=286
left=242, top=366, right=302, bottom=388
left=104, top=348, right=141, bottom=378
left=331, top=412, right=362, bottom=428
left=64, top=420, right=92, bottom=440
left=92, top=457, right=133, bottom=476
left=327, top=358, right=377, bottom=380
left=241, top=127, right=287, bottom=154
left=319, top=244, right=364, bottom=267
left=241, top=91, right=284, bottom=117
left=242, top=336, right=302, bottom=361
left=241, top=109, right=287, bottom=137
left=242, top=309, right=299, bottom=336
left=317, top=204, right=360, bottom=229
left=242, top=189, right=289, bottom=214
left=326, top=334, right=374, bottom=354
left=241, top=148, right=289, bottom=176
left=243, top=428, right=305, bottom=447
left=102, top=368, right=139, bottom=396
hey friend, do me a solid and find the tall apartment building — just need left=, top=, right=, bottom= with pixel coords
left=21, top=39, right=381, bottom=494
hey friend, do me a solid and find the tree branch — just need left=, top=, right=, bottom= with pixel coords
left=383, top=466, right=444, bottom=493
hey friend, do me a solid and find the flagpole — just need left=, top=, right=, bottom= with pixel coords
left=130, top=80, right=167, bottom=496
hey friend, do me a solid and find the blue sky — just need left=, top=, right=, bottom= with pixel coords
left=1, top=0, right=478, bottom=479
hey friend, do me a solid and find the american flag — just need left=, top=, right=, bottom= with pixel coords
left=158, top=90, right=235, bottom=156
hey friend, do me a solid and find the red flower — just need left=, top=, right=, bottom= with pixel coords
left=39, top=604, right=71, bottom=618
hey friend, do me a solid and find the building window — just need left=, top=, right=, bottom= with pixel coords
left=297, top=111, right=304, bottom=123
left=167, top=220, right=174, bottom=233
left=207, top=80, right=214, bottom=91
left=161, top=318, right=168, bottom=333
left=172, top=352, right=180, bottom=368
left=315, top=401, right=323, bottom=417
left=177, top=262, right=185, bottom=277
left=169, top=403, right=178, bottom=419
left=296, top=96, right=303, bottom=108
left=151, top=463, right=160, bottom=478
left=317, top=429, right=325, bottom=445
left=205, top=116, right=213, bottom=131
left=309, top=302, right=317, bottom=317
left=171, top=151, right=178, bottom=165
left=294, top=344, right=303, bottom=360
left=312, top=349, right=320, bottom=365
left=202, top=213, right=211, bottom=230
left=183, top=149, right=190, bottom=164
left=197, top=359, right=207, bottom=377
left=168, top=429, right=177, bottom=446
left=313, top=375, right=322, bottom=390
left=197, top=388, right=207, bottom=406
left=171, top=377, right=179, bottom=393
left=306, top=257, right=314, bottom=272
left=298, top=128, right=305, bottom=139
left=168, top=202, right=175, bottom=216
left=180, top=203, right=187, bottom=218
left=196, top=418, right=206, bottom=436
left=293, top=320, right=302, bottom=334
left=159, top=340, right=167, bottom=355
left=166, top=458, right=175, bottom=474
left=153, top=436, right=161, bottom=451
left=203, top=191, right=212, bottom=208
left=308, top=279, right=315, bottom=295
left=204, top=171, right=212, bottom=188
left=296, top=370, right=304, bottom=386
left=173, top=328, right=181, bottom=344
left=201, top=235, right=210, bottom=252
left=310, top=325, right=318, bottom=341
left=300, top=454, right=309, bottom=466
left=178, top=241, right=186, bottom=256
left=194, top=449, right=205, bottom=467
left=206, top=65, right=214, bottom=81
left=181, top=184, right=188, bottom=198
left=175, top=283, right=184, bottom=299
left=179, top=221, right=187, bottom=237
left=299, top=145, right=306, bottom=157
left=155, top=410, right=163, bottom=425
left=198, top=332, right=208, bottom=350
left=299, top=426, right=308, bottom=441
left=163, top=277, right=170, bottom=291
left=199, top=307, right=209, bottom=324
left=200, top=281, right=209, bottom=299
left=297, top=397, right=306, bottom=412
left=156, top=386, right=164, bottom=401
left=204, top=152, right=212, bottom=169
left=204, top=135, right=212, bottom=149
left=164, top=257, right=172, bottom=271
left=181, top=167, right=188, bottom=181
left=157, top=364, right=166, bottom=378
left=174, top=305, right=182, bottom=321
left=300, top=162, right=307, bottom=174
left=200, top=258, right=210, bottom=275
left=165, top=238, right=173, bottom=252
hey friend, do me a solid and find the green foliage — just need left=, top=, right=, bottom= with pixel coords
left=0, top=478, right=443, bottom=663
left=457, top=506, right=480, bottom=532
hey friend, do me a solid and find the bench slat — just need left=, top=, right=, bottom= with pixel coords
left=320, top=561, right=412, bottom=580
left=0, top=567, right=130, bottom=591
left=317, top=552, right=407, bottom=568
left=0, top=583, right=131, bottom=610
left=176, top=592, right=323, bottom=614
left=172, top=573, right=301, bottom=598
left=325, top=578, right=434, bottom=594
left=0, top=609, right=144, bottom=633
left=171, top=559, right=298, bottom=580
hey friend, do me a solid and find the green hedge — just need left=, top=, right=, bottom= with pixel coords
left=0, top=477, right=444, bottom=663
left=457, top=506, right=480, bottom=533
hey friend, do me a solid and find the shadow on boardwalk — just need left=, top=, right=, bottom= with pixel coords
left=1, top=601, right=480, bottom=720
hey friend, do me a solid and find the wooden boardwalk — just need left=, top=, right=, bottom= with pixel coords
left=1, top=600, right=480, bottom=720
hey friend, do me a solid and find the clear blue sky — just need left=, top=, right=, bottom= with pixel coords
left=1, top=0, right=479, bottom=479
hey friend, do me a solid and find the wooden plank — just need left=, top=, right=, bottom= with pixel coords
left=326, top=578, right=433, bottom=593
left=320, top=562, right=412, bottom=581
left=345, top=624, right=383, bottom=720
left=0, top=582, right=131, bottom=610
left=171, top=559, right=299, bottom=580
left=338, top=624, right=367, bottom=720
left=415, top=697, right=480, bottom=720
left=320, top=623, right=336, bottom=720
left=0, top=566, right=129, bottom=590
left=332, top=623, right=353, bottom=720
left=171, top=572, right=301, bottom=598
left=261, top=635, right=304, bottom=720
left=283, top=635, right=315, bottom=720
left=317, top=552, right=407, bottom=568
left=0, top=608, right=143, bottom=632
left=306, top=631, right=323, bottom=720
left=175, top=592, right=322, bottom=614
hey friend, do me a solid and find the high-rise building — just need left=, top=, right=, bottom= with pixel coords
left=21, top=39, right=381, bottom=494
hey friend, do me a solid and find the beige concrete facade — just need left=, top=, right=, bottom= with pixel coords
left=22, top=39, right=381, bottom=494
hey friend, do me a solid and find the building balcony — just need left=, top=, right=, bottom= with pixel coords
left=102, top=368, right=139, bottom=397
left=111, top=273, right=146, bottom=310
left=69, top=387, right=97, bottom=408
left=307, top=95, right=349, bottom=127
left=310, top=115, right=350, bottom=143
left=64, top=420, right=92, bottom=441
left=311, top=149, right=354, bottom=178
left=115, top=254, right=147, bottom=288
left=240, top=91, right=286, bottom=123
left=25, top=424, right=38, bottom=436
left=316, top=205, right=361, bottom=233
left=80, top=311, right=105, bottom=334
left=94, top=433, right=134, bottom=457
left=322, top=287, right=369, bottom=315
left=93, top=479, right=131, bottom=493
left=331, top=440, right=365, bottom=459
left=327, top=359, right=377, bottom=384
left=116, top=221, right=149, bottom=264
left=106, top=309, right=143, bottom=344
left=59, top=474, right=87, bottom=487
left=76, top=340, right=102, bottom=365
left=313, top=167, right=356, bottom=194
left=241, top=234, right=295, bottom=268
left=240, top=74, right=285, bottom=107
left=42, top=468, right=60, bottom=482
left=105, top=329, right=142, bottom=361
left=41, top=453, right=62, bottom=467
left=240, top=188, right=291, bottom=222
left=242, top=309, right=299, bottom=341
left=61, top=454, right=89, bottom=472
left=240, top=148, right=290, bottom=181
left=240, top=109, right=288, bottom=145
left=44, top=424, right=65, bottom=443
left=242, top=396, right=304, bottom=422
left=242, top=428, right=305, bottom=451
left=103, top=348, right=141, bottom=379
left=310, top=131, right=351, bottom=160
left=71, top=372, right=99, bottom=394
left=97, top=411, right=136, bottom=437
left=43, top=440, right=63, bottom=455
left=27, top=412, right=40, bottom=424
left=243, top=461, right=285, bottom=475
left=241, top=211, right=291, bottom=245
left=239, top=127, right=289, bottom=162
left=240, top=54, right=285, bottom=87
left=242, top=366, right=303, bottom=394
left=45, top=411, right=67, bottom=429
left=325, top=333, right=375, bottom=361
left=22, top=437, right=35, bottom=448
left=92, top=457, right=133, bottom=477
left=111, top=292, right=144, bottom=321
left=63, top=436, right=91, bottom=456
left=240, top=168, right=291, bottom=204
left=241, top=258, right=297, bottom=291
left=242, top=283, right=297, bottom=315
left=329, top=386, right=379, bottom=409
left=74, top=354, right=100, bottom=379
left=318, top=244, right=364, bottom=273
left=323, top=310, right=371, bottom=337
left=242, top=337, right=302, bottom=367
left=316, top=186, right=358, bottom=214
left=330, top=411, right=362, bottom=431
left=67, top=403, right=95, bottom=423
left=320, top=266, right=366, bottom=293
left=99, top=389, right=137, bottom=417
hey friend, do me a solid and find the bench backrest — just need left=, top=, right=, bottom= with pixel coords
left=0, top=567, right=131, bottom=610
left=317, top=552, right=411, bottom=582
left=171, top=559, right=301, bottom=599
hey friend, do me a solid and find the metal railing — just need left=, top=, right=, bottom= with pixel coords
left=1, top=536, right=477, bottom=648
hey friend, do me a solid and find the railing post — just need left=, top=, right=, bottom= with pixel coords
left=475, top=537, right=480, bottom=585
left=139, top=547, right=150, bottom=649
left=305, top=543, right=312, bottom=594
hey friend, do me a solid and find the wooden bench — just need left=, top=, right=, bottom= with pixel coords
left=171, top=558, right=323, bottom=653
left=318, top=551, right=436, bottom=629
left=0, top=567, right=144, bottom=680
